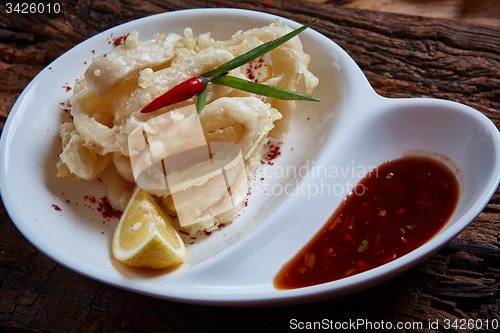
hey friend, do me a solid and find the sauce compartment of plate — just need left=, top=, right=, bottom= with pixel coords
left=338, top=96, right=500, bottom=235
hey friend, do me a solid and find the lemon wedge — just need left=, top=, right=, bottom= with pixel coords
left=112, top=187, right=187, bottom=269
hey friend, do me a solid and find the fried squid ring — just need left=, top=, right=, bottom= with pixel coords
left=56, top=122, right=111, bottom=180
left=85, top=30, right=181, bottom=96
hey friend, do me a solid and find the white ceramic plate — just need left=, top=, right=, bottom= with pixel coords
left=2, top=9, right=500, bottom=306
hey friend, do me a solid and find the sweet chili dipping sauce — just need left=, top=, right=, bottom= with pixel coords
left=274, top=156, right=460, bottom=290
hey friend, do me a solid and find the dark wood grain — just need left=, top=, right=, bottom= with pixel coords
left=1, top=0, right=499, bottom=332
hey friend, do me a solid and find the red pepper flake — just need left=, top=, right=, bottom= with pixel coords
left=417, top=199, right=432, bottom=208
left=383, top=253, right=397, bottom=263
left=204, top=230, right=212, bottom=236
left=245, top=56, right=267, bottom=83
left=91, top=50, right=95, bottom=54
left=322, top=247, right=334, bottom=258
left=51, top=204, right=62, bottom=211
left=97, top=197, right=122, bottom=218
left=63, top=85, right=72, bottom=92
left=264, top=2, right=271, bottom=7
left=179, top=229, right=189, bottom=236
left=344, top=233, right=355, bottom=243
left=49, top=67, right=52, bottom=70
left=342, top=268, right=355, bottom=278
left=262, top=145, right=281, bottom=165
left=60, top=100, right=72, bottom=108
left=355, top=259, right=371, bottom=272
left=84, top=195, right=96, bottom=204
left=113, top=33, right=129, bottom=47
left=247, top=67, right=255, bottom=81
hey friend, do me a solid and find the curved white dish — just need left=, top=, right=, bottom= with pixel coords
left=1, top=9, right=500, bottom=306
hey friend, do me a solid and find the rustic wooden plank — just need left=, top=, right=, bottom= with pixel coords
left=342, top=0, right=500, bottom=27
left=1, top=0, right=499, bottom=332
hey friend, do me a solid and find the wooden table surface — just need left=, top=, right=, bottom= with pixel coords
left=1, top=1, right=499, bottom=332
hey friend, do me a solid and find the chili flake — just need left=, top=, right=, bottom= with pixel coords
left=113, top=33, right=129, bottom=47
left=97, top=197, right=122, bottom=219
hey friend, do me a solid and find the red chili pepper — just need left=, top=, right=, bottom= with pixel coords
left=140, top=76, right=209, bottom=113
